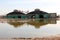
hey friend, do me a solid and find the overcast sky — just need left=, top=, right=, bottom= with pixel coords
left=0, top=0, right=60, bottom=15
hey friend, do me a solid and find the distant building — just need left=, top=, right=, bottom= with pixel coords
left=27, top=9, right=49, bottom=19
left=7, top=10, right=26, bottom=19
left=6, top=9, right=57, bottom=19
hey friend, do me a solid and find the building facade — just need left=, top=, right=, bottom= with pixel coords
left=27, top=9, right=49, bottom=19
left=7, top=10, right=26, bottom=19
left=6, top=9, right=57, bottom=19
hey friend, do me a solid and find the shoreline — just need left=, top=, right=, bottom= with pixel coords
left=0, top=37, right=60, bottom=40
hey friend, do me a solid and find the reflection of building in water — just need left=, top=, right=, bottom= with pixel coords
left=7, top=22, right=25, bottom=27
left=43, top=19, right=57, bottom=24
left=27, top=20, right=48, bottom=28
left=7, top=19, right=57, bottom=28
left=27, top=19, right=57, bottom=28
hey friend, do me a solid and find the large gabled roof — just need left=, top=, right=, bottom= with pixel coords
left=7, top=12, right=25, bottom=15
left=27, top=9, right=48, bottom=15
left=7, top=10, right=25, bottom=15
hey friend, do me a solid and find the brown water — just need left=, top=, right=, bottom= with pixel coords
left=0, top=18, right=60, bottom=38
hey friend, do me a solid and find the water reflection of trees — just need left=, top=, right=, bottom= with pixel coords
left=7, top=19, right=57, bottom=28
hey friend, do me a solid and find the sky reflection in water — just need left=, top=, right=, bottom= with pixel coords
left=0, top=19, right=60, bottom=38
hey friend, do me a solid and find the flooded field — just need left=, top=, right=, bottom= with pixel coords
left=0, top=18, right=60, bottom=39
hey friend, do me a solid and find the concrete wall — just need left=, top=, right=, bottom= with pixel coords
left=49, top=13, right=57, bottom=18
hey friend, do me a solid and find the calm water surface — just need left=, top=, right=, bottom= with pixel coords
left=0, top=19, right=60, bottom=38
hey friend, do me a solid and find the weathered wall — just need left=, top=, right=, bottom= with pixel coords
left=49, top=13, right=57, bottom=18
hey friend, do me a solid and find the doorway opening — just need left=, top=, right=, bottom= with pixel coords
left=18, top=16, right=21, bottom=18
left=39, top=15, right=44, bottom=18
